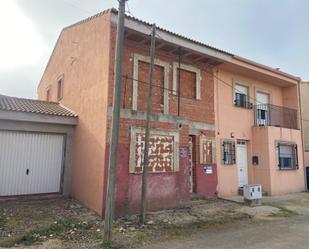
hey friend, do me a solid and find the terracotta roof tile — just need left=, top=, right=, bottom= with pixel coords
left=0, top=95, right=77, bottom=117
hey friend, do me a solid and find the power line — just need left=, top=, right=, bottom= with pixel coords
left=60, top=1, right=308, bottom=125
left=121, top=75, right=198, bottom=101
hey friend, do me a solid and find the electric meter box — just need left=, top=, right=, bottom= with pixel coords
left=243, top=184, right=262, bottom=200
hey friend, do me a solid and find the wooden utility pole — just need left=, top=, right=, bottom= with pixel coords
left=177, top=47, right=181, bottom=116
left=104, top=0, right=127, bottom=242
left=140, top=24, right=156, bottom=225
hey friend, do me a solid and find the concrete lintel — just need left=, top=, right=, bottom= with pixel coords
left=108, top=107, right=187, bottom=124
left=0, top=110, right=77, bottom=126
left=188, top=121, right=215, bottom=132
left=107, top=107, right=215, bottom=132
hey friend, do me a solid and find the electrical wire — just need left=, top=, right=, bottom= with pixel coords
left=59, top=0, right=309, bottom=124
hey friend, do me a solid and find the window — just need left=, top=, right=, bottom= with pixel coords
left=46, top=88, right=50, bottom=101
left=234, top=83, right=252, bottom=109
left=277, top=143, right=298, bottom=170
left=173, top=62, right=201, bottom=100
left=222, top=140, right=236, bottom=165
left=200, top=137, right=216, bottom=164
left=129, top=127, right=179, bottom=173
left=57, top=78, right=63, bottom=101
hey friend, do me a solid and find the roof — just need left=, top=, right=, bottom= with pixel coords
left=63, top=8, right=232, bottom=57
left=60, top=8, right=300, bottom=82
left=0, top=95, right=77, bottom=117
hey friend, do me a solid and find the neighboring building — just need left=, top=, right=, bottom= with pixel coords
left=216, top=60, right=304, bottom=196
left=300, top=81, right=309, bottom=189
left=37, top=9, right=305, bottom=215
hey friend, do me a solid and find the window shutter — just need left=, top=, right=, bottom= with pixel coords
left=277, top=144, right=281, bottom=168
left=294, top=144, right=298, bottom=169
left=222, top=143, right=225, bottom=164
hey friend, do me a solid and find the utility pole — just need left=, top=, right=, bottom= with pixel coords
left=104, top=0, right=127, bottom=242
left=177, top=47, right=181, bottom=116
left=140, top=24, right=156, bottom=225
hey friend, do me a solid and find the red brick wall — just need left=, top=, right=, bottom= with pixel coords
left=108, top=25, right=215, bottom=125
left=137, top=62, right=165, bottom=113
left=104, top=24, right=217, bottom=215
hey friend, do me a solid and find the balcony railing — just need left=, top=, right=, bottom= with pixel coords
left=254, top=104, right=298, bottom=129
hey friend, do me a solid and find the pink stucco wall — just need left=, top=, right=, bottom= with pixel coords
left=252, top=126, right=304, bottom=195
left=305, top=151, right=309, bottom=167
left=215, top=64, right=304, bottom=197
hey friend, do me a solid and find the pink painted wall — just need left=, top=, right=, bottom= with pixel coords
left=215, top=65, right=304, bottom=196
left=268, top=127, right=304, bottom=195
left=305, top=151, right=309, bottom=167
left=38, top=12, right=112, bottom=214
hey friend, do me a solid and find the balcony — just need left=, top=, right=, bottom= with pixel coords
left=254, top=104, right=299, bottom=130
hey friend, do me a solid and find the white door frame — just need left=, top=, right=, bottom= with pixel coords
left=188, top=136, right=194, bottom=193
left=236, top=141, right=249, bottom=187
left=256, top=91, right=270, bottom=126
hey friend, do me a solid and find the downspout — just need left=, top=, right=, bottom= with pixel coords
left=297, top=80, right=307, bottom=191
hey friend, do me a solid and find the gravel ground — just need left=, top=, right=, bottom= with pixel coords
left=0, top=196, right=286, bottom=249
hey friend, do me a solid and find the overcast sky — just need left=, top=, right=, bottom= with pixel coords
left=0, top=0, right=308, bottom=99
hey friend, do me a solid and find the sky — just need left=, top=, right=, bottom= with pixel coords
left=0, top=0, right=308, bottom=99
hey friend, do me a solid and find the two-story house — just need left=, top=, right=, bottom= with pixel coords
left=38, top=8, right=305, bottom=215
left=216, top=59, right=304, bottom=197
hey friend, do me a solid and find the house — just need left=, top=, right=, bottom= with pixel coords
left=0, top=95, right=76, bottom=197
left=300, top=81, right=309, bottom=189
left=37, top=8, right=305, bottom=215
left=216, top=59, right=304, bottom=196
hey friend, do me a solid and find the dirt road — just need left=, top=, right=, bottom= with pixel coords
left=143, top=215, right=309, bottom=249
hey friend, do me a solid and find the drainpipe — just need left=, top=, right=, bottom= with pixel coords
left=297, top=80, right=307, bottom=191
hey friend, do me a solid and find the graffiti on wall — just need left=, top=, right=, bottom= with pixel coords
left=134, top=133, right=174, bottom=173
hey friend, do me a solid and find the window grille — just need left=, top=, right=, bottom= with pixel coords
left=277, top=143, right=298, bottom=170
left=222, top=140, right=236, bottom=165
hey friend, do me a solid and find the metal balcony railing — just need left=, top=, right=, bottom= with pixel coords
left=254, top=104, right=299, bottom=130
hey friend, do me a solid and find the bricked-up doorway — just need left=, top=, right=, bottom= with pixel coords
left=188, top=135, right=197, bottom=193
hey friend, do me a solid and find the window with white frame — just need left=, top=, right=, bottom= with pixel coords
left=222, top=140, right=236, bottom=165
left=277, top=142, right=298, bottom=170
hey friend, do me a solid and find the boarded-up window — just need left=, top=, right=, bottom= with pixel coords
left=130, top=127, right=179, bottom=173
left=178, top=68, right=196, bottom=99
left=200, top=137, right=216, bottom=164
left=137, top=61, right=164, bottom=113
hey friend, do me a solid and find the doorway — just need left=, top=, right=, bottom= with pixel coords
left=256, top=92, right=270, bottom=126
left=236, top=140, right=248, bottom=187
left=188, top=135, right=197, bottom=193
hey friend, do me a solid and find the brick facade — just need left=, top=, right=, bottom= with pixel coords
left=38, top=11, right=219, bottom=216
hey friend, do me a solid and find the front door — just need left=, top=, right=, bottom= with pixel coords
left=236, top=141, right=248, bottom=187
left=256, top=92, right=270, bottom=126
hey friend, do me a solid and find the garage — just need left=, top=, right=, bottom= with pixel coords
left=0, top=94, right=77, bottom=197
left=0, top=131, right=65, bottom=196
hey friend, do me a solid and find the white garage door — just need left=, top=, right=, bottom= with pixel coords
left=0, top=131, right=65, bottom=196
